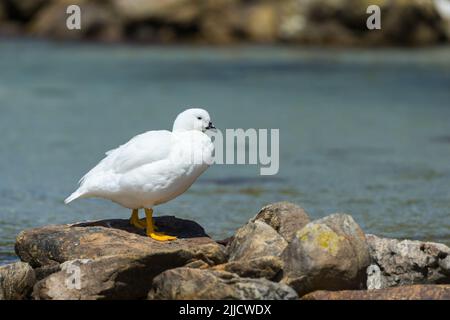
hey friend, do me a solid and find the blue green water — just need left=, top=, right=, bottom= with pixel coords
left=1, top=40, right=450, bottom=265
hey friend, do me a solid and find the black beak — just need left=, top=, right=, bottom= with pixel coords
left=206, top=122, right=216, bottom=130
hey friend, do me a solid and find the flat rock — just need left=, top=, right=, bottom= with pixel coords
left=251, top=202, right=310, bottom=241
left=148, top=267, right=298, bottom=300
left=0, top=262, right=36, bottom=300
left=16, top=216, right=226, bottom=300
left=282, top=213, right=371, bottom=295
left=302, top=284, right=450, bottom=300
left=15, top=216, right=224, bottom=268
left=366, top=234, right=450, bottom=288
left=212, top=256, right=283, bottom=281
left=226, top=220, right=288, bottom=261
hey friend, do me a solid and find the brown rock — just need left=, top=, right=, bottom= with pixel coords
left=366, top=234, right=450, bottom=288
left=301, top=285, right=450, bottom=300
left=33, top=253, right=206, bottom=300
left=148, top=267, right=298, bottom=300
left=227, top=220, right=288, bottom=261
left=280, top=0, right=448, bottom=46
left=0, top=262, right=36, bottom=300
left=16, top=216, right=226, bottom=300
left=212, top=256, right=283, bottom=280
left=282, top=214, right=371, bottom=296
left=15, top=216, right=225, bottom=268
left=252, top=202, right=310, bottom=241
left=34, top=264, right=61, bottom=282
left=184, top=260, right=210, bottom=269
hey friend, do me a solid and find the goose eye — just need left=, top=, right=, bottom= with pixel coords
left=197, top=116, right=202, bottom=120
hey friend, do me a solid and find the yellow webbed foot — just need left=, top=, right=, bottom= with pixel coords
left=145, top=208, right=176, bottom=241
left=147, top=231, right=177, bottom=241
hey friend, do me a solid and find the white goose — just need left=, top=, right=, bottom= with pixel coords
left=65, top=108, right=215, bottom=241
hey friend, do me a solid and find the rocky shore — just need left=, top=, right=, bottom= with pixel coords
left=1, top=201, right=449, bottom=300
left=1, top=0, right=450, bottom=46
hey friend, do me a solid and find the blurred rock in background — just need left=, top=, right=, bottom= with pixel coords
left=0, top=0, right=449, bottom=46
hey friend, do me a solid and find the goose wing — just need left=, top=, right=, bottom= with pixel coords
left=79, top=130, right=173, bottom=184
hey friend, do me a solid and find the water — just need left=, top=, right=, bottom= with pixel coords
left=1, top=40, right=450, bottom=265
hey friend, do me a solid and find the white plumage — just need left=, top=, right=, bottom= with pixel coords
left=65, top=108, right=215, bottom=210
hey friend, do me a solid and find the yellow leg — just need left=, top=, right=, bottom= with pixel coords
left=145, top=208, right=176, bottom=241
left=129, top=209, right=147, bottom=229
left=129, top=210, right=158, bottom=230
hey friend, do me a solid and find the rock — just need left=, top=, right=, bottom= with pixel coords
left=15, top=217, right=225, bottom=267
left=301, top=284, right=450, bottom=300
left=212, top=256, right=283, bottom=281
left=148, top=267, right=298, bottom=300
left=278, top=0, right=448, bottom=46
left=34, top=264, right=61, bottom=281
left=34, top=254, right=207, bottom=300
left=440, top=255, right=450, bottom=274
left=282, top=213, right=371, bottom=296
left=1, top=0, right=449, bottom=45
left=226, top=202, right=310, bottom=262
left=366, top=234, right=450, bottom=288
left=252, top=202, right=310, bottom=242
left=0, top=262, right=36, bottom=300
left=16, top=217, right=226, bottom=299
left=184, top=260, right=210, bottom=269
left=227, top=220, right=288, bottom=261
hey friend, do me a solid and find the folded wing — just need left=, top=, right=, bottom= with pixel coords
left=79, top=130, right=173, bottom=185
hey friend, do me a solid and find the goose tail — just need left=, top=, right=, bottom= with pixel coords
left=64, top=189, right=84, bottom=204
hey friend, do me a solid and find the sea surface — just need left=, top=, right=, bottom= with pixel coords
left=1, top=40, right=450, bottom=265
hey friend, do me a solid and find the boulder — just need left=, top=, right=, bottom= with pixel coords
left=302, top=284, right=450, bottom=300
left=282, top=214, right=371, bottom=295
left=0, top=262, right=36, bottom=300
left=212, top=256, right=283, bottom=281
left=366, top=234, right=450, bottom=288
left=148, top=267, right=298, bottom=300
left=16, top=217, right=226, bottom=300
left=226, top=220, right=288, bottom=261
left=15, top=217, right=225, bottom=267
left=251, top=202, right=310, bottom=241
left=33, top=254, right=207, bottom=300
